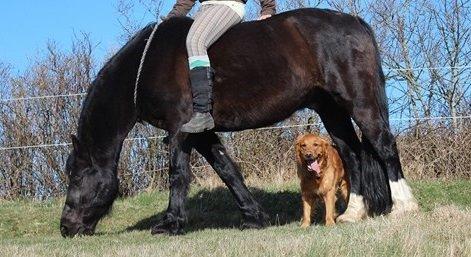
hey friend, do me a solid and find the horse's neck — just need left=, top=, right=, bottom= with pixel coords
left=75, top=24, right=157, bottom=166
left=73, top=24, right=154, bottom=167
left=77, top=81, right=135, bottom=166
left=77, top=47, right=144, bottom=166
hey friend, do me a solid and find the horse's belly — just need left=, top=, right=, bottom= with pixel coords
left=212, top=74, right=310, bottom=131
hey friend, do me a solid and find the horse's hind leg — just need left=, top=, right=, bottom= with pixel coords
left=151, top=133, right=192, bottom=235
left=352, top=103, right=418, bottom=217
left=316, top=107, right=367, bottom=222
left=193, top=132, right=268, bottom=229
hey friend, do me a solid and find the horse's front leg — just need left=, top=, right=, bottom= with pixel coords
left=193, top=132, right=268, bottom=229
left=151, top=133, right=192, bottom=235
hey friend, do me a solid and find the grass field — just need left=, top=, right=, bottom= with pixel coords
left=1, top=180, right=470, bottom=257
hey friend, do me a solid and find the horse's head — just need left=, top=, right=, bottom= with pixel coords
left=60, top=135, right=118, bottom=237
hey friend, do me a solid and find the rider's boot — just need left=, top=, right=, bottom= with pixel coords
left=181, top=67, right=215, bottom=133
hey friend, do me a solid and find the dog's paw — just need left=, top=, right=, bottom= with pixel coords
left=325, top=218, right=335, bottom=226
left=300, top=222, right=311, bottom=229
left=325, top=219, right=335, bottom=226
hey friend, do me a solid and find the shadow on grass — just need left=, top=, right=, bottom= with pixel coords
left=125, top=186, right=346, bottom=233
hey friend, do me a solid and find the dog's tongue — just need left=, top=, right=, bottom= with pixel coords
left=309, top=161, right=320, bottom=175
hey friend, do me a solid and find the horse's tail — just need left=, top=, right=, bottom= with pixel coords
left=357, top=18, right=393, bottom=216
left=358, top=18, right=389, bottom=124
left=360, top=136, right=392, bottom=215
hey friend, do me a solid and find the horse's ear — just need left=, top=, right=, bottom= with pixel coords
left=89, top=155, right=98, bottom=168
left=70, top=134, right=80, bottom=153
left=70, top=134, right=94, bottom=165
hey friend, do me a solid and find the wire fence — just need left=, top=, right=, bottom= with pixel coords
left=1, top=116, right=469, bottom=200
left=1, top=65, right=470, bottom=103
left=0, top=115, right=470, bottom=151
left=1, top=65, right=470, bottom=199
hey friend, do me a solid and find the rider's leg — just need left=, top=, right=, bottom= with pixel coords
left=181, top=4, right=243, bottom=133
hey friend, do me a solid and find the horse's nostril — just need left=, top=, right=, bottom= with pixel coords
left=60, top=225, right=69, bottom=237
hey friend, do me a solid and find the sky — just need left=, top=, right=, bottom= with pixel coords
left=0, top=1, right=174, bottom=74
left=0, top=0, right=407, bottom=120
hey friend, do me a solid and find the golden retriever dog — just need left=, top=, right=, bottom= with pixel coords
left=295, top=134, right=349, bottom=227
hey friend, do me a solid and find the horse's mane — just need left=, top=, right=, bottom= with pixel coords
left=88, top=23, right=157, bottom=92
left=77, top=23, right=157, bottom=143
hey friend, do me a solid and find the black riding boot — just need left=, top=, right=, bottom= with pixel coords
left=181, top=67, right=215, bottom=133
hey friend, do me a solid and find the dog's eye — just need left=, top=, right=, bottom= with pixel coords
left=301, top=144, right=307, bottom=147
left=313, top=143, right=318, bottom=146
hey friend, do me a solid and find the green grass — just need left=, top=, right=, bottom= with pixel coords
left=0, top=180, right=470, bottom=257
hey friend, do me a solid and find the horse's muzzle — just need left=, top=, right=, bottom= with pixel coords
left=60, top=220, right=95, bottom=238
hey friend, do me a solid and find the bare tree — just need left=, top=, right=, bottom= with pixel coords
left=0, top=62, right=10, bottom=86
left=0, top=35, right=96, bottom=198
left=0, top=62, right=10, bottom=101
left=1, top=0, right=470, bottom=199
left=281, top=0, right=323, bottom=11
left=426, top=0, right=471, bottom=129
left=370, top=0, right=470, bottom=129
left=325, top=0, right=370, bottom=16
left=116, top=0, right=164, bottom=41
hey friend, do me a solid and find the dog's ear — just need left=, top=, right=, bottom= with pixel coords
left=295, top=134, right=305, bottom=162
left=322, top=139, right=330, bottom=147
left=295, top=134, right=305, bottom=146
left=322, top=139, right=332, bottom=156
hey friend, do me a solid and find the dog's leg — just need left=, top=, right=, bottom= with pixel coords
left=301, top=192, right=314, bottom=228
left=324, top=190, right=336, bottom=226
left=340, top=178, right=349, bottom=208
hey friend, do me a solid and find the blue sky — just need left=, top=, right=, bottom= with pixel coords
left=0, top=1, right=173, bottom=73
left=0, top=1, right=317, bottom=73
left=0, top=0, right=405, bottom=119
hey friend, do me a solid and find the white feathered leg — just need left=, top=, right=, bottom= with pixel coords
left=389, top=179, right=419, bottom=216
left=336, top=193, right=367, bottom=223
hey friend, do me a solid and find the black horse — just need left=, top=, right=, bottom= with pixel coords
left=60, top=8, right=417, bottom=237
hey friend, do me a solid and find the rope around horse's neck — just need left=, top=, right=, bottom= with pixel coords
left=134, top=23, right=159, bottom=107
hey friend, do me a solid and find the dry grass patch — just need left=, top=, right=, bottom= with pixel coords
left=0, top=180, right=470, bottom=257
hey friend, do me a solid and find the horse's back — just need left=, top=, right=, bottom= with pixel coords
left=148, top=9, right=380, bottom=130
left=165, top=8, right=373, bottom=56
left=206, top=8, right=376, bottom=76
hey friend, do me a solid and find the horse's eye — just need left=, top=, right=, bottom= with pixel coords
left=66, top=168, right=73, bottom=178
left=70, top=174, right=83, bottom=184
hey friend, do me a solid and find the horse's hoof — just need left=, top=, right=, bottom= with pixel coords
left=241, top=210, right=269, bottom=230
left=151, top=222, right=184, bottom=235
left=337, top=193, right=367, bottom=223
left=151, top=214, right=184, bottom=235
left=336, top=211, right=365, bottom=223
left=390, top=199, right=419, bottom=218
left=389, top=179, right=419, bottom=217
